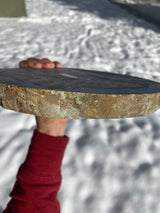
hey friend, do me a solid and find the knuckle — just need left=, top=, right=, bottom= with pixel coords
left=27, top=57, right=39, bottom=63
left=27, top=57, right=35, bottom=61
left=19, top=61, right=27, bottom=67
left=42, top=58, right=50, bottom=61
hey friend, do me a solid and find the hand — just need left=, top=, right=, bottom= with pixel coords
left=19, top=58, right=68, bottom=137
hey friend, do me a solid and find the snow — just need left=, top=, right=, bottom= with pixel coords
left=1, top=0, right=160, bottom=212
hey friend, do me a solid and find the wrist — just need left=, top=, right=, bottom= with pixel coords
left=36, top=127, right=66, bottom=137
left=36, top=117, right=68, bottom=137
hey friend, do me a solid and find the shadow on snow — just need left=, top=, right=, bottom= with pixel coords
left=49, top=0, right=160, bottom=32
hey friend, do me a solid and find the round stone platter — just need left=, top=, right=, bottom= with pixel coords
left=0, top=67, right=160, bottom=119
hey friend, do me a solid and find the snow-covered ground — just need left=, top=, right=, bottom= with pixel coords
left=110, top=0, right=160, bottom=27
left=1, top=0, right=160, bottom=212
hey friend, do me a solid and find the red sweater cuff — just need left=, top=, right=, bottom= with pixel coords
left=30, top=130, right=69, bottom=153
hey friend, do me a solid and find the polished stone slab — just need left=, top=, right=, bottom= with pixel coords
left=0, top=67, right=160, bottom=119
left=0, top=67, right=160, bottom=94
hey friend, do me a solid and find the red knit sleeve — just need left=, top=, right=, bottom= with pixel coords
left=2, top=130, right=69, bottom=213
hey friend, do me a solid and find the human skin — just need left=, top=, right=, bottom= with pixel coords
left=19, top=57, right=68, bottom=137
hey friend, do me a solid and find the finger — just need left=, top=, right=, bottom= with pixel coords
left=41, top=58, right=51, bottom=63
left=40, top=58, right=54, bottom=69
left=27, top=58, right=43, bottom=69
left=53, top=61, right=62, bottom=68
left=19, top=60, right=28, bottom=68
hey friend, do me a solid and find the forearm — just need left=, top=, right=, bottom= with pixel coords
left=2, top=58, right=69, bottom=213
left=2, top=130, right=69, bottom=213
